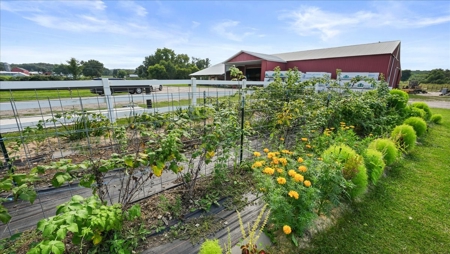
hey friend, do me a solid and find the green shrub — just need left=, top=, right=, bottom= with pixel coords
left=430, top=114, right=443, bottom=124
left=322, top=144, right=368, bottom=199
left=391, top=124, right=417, bottom=152
left=403, top=117, right=427, bottom=137
left=368, top=138, right=398, bottom=166
left=411, top=102, right=432, bottom=120
left=199, top=239, right=223, bottom=254
left=407, top=106, right=426, bottom=119
left=363, top=149, right=386, bottom=185
left=388, top=89, right=409, bottom=110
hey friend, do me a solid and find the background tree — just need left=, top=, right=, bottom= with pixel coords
left=117, top=70, right=128, bottom=78
left=424, top=68, right=450, bottom=84
left=66, top=58, right=83, bottom=79
left=53, top=64, right=69, bottom=76
left=82, top=59, right=104, bottom=78
left=401, top=69, right=411, bottom=81
left=192, top=57, right=210, bottom=70
left=136, top=48, right=208, bottom=79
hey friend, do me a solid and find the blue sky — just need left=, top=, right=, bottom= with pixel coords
left=1, top=0, right=449, bottom=70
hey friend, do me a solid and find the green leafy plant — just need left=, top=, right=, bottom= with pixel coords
left=199, top=239, right=223, bottom=254
left=388, top=89, right=409, bottom=110
left=368, top=138, right=399, bottom=166
left=322, top=144, right=368, bottom=199
left=403, top=117, right=427, bottom=137
left=430, top=114, right=443, bottom=124
left=390, top=124, right=417, bottom=152
left=411, top=102, right=432, bottom=121
left=363, top=149, right=386, bottom=185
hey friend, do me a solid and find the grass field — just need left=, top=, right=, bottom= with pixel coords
left=299, top=108, right=450, bottom=253
left=0, top=89, right=97, bottom=102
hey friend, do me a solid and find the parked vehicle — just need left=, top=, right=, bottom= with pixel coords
left=90, top=78, right=163, bottom=95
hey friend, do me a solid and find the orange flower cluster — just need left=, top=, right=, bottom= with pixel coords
left=294, top=174, right=304, bottom=183
left=288, top=190, right=299, bottom=199
left=277, top=177, right=287, bottom=185
left=263, top=167, right=275, bottom=175
left=253, top=151, right=261, bottom=157
left=283, top=225, right=292, bottom=234
left=298, top=165, right=307, bottom=173
left=304, top=180, right=312, bottom=187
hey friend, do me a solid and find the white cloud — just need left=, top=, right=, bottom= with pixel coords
left=280, top=5, right=450, bottom=41
left=192, top=21, right=200, bottom=29
left=211, top=20, right=260, bottom=42
left=118, top=1, right=148, bottom=17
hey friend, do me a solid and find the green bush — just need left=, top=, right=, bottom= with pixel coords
left=403, top=117, right=427, bottom=137
left=411, top=102, right=432, bottom=120
left=388, top=89, right=409, bottom=110
left=407, top=106, right=426, bottom=119
left=199, top=239, right=223, bottom=254
left=368, top=138, right=398, bottom=166
left=391, top=124, right=417, bottom=152
left=322, top=144, right=368, bottom=199
left=363, top=149, right=386, bottom=185
left=430, top=114, right=443, bottom=124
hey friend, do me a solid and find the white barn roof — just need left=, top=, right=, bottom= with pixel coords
left=190, top=63, right=225, bottom=76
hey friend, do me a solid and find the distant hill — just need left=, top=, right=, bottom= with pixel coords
left=10, top=63, right=58, bottom=72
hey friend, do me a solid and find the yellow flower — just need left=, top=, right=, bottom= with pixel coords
left=330, top=127, right=335, bottom=130
left=279, top=157, right=287, bottom=166
left=263, top=148, right=269, bottom=153
left=272, top=157, right=279, bottom=165
left=306, top=154, right=313, bottom=157
left=301, top=137, right=308, bottom=142
left=306, top=144, right=312, bottom=149
left=267, top=152, right=275, bottom=159
left=350, top=125, right=355, bottom=129
left=252, top=161, right=263, bottom=169
left=280, top=137, right=285, bottom=141
left=304, top=180, right=312, bottom=187
left=288, top=191, right=299, bottom=200
left=310, top=130, right=316, bottom=133
left=276, top=168, right=284, bottom=174
left=277, top=177, right=287, bottom=185
left=297, top=157, right=304, bottom=163
left=369, top=133, right=373, bottom=136
left=253, top=151, right=261, bottom=157
left=281, top=149, right=290, bottom=154
left=345, top=126, right=350, bottom=130
left=274, top=152, right=280, bottom=156
left=317, top=157, right=323, bottom=161
left=288, top=169, right=296, bottom=177
left=298, top=165, right=307, bottom=172
left=263, top=167, right=275, bottom=175
left=294, top=174, right=304, bottom=183
left=283, top=225, right=292, bottom=234
left=259, top=187, right=266, bottom=192
left=206, top=151, right=215, bottom=159
left=340, top=122, right=345, bottom=125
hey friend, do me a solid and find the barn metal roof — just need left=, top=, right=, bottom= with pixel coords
left=224, top=50, right=286, bottom=63
left=189, top=62, right=225, bottom=76
left=273, top=40, right=400, bottom=61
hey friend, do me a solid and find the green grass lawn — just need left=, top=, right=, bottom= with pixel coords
left=299, top=108, right=450, bottom=253
left=0, top=89, right=97, bottom=102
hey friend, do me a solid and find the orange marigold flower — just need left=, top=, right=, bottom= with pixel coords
left=294, top=174, right=304, bottom=183
left=275, top=152, right=280, bottom=156
left=306, top=144, right=312, bottom=149
left=288, top=169, right=296, bottom=177
left=301, top=137, right=308, bottom=142
left=304, top=180, right=312, bottom=187
left=272, top=157, right=279, bottom=165
left=277, top=177, right=287, bottom=185
left=281, top=149, right=290, bottom=154
left=280, top=137, right=285, bottom=141
left=279, top=158, right=287, bottom=166
left=298, top=165, right=307, bottom=172
left=288, top=191, right=299, bottom=200
left=267, top=152, right=275, bottom=159
left=350, top=125, right=355, bottom=129
left=253, top=151, right=261, bottom=157
left=252, top=161, right=263, bottom=169
left=263, top=167, right=275, bottom=175
left=297, top=157, right=304, bottom=163
left=263, top=148, right=269, bottom=153
left=276, top=168, right=284, bottom=174
left=283, top=225, right=292, bottom=235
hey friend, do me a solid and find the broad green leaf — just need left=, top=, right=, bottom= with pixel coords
left=124, top=156, right=134, bottom=168
left=71, top=195, right=84, bottom=202
left=55, top=227, right=67, bottom=240
left=12, top=174, right=27, bottom=185
left=19, top=187, right=37, bottom=204
left=67, top=222, right=79, bottom=233
left=92, top=233, right=102, bottom=245
left=49, top=240, right=65, bottom=254
left=27, top=246, right=42, bottom=254
left=51, top=172, right=72, bottom=187
left=0, top=178, right=13, bottom=191
left=0, top=210, right=12, bottom=224
left=37, top=219, right=47, bottom=231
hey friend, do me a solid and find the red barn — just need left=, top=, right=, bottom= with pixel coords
left=11, top=67, right=30, bottom=75
left=191, top=40, right=401, bottom=88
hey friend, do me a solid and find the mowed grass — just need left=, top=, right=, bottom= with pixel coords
left=300, top=108, right=450, bottom=253
left=0, top=89, right=96, bottom=102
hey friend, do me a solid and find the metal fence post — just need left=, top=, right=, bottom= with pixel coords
left=0, top=133, right=11, bottom=171
left=239, top=96, right=245, bottom=164
left=102, top=78, right=116, bottom=123
left=191, top=78, right=197, bottom=107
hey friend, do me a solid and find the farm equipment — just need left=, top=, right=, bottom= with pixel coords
left=402, top=80, right=427, bottom=94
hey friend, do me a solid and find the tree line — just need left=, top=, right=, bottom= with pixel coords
left=2, top=48, right=209, bottom=80
left=401, top=69, right=450, bottom=84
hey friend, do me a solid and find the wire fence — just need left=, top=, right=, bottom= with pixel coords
left=0, top=79, right=371, bottom=238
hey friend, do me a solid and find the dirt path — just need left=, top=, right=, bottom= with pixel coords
left=408, top=92, right=450, bottom=109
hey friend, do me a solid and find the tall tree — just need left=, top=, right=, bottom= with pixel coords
left=82, top=59, right=104, bottom=78
left=401, top=69, right=411, bottom=81
left=66, top=58, right=83, bottom=79
left=53, top=64, right=69, bottom=75
left=117, top=70, right=128, bottom=78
